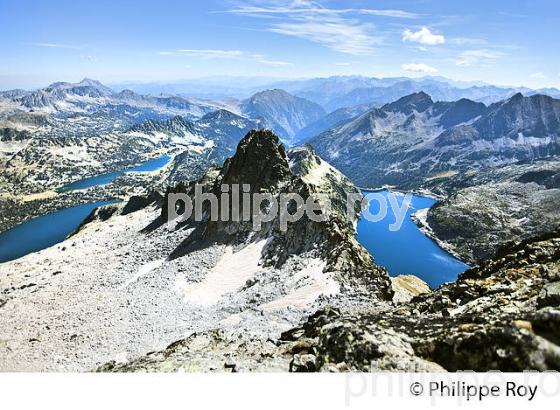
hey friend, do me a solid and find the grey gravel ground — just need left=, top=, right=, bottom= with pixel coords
left=0, top=204, right=356, bottom=371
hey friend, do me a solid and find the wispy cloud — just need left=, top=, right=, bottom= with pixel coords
left=159, top=49, right=244, bottom=57
left=220, top=1, right=419, bottom=55
left=401, top=63, right=438, bottom=74
left=223, top=3, right=420, bottom=19
left=32, top=42, right=83, bottom=49
left=269, top=21, right=380, bottom=55
left=402, top=27, right=445, bottom=45
left=256, top=58, right=293, bottom=66
left=159, top=48, right=292, bottom=66
left=455, top=49, right=505, bottom=66
left=530, top=72, right=548, bottom=79
left=359, top=9, right=419, bottom=19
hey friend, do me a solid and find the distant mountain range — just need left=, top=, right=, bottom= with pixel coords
left=1, top=77, right=559, bottom=189
left=308, top=91, right=560, bottom=187
left=111, top=75, right=560, bottom=112
left=273, top=76, right=560, bottom=111
left=0, top=80, right=328, bottom=146
left=0, top=78, right=229, bottom=124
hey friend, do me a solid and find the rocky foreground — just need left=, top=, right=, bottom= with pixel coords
left=98, top=231, right=560, bottom=372
left=1, top=130, right=559, bottom=372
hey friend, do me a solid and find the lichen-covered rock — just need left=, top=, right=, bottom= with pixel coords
left=538, top=282, right=560, bottom=307
left=97, top=330, right=290, bottom=373
left=289, top=353, right=317, bottom=372
left=275, top=234, right=560, bottom=372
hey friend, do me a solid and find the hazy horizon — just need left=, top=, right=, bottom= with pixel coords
left=1, top=74, right=557, bottom=96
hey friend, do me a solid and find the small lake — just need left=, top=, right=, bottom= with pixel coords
left=57, top=154, right=171, bottom=192
left=0, top=200, right=119, bottom=264
left=0, top=155, right=171, bottom=264
left=357, top=190, right=469, bottom=288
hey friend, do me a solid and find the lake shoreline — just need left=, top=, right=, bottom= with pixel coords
left=0, top=154, right=173, bottom=235
left=410, top=207, right=469, bottom=266
left=357, top=189, right=470, bottom=288
left=0, top=199, right=120, bottom=264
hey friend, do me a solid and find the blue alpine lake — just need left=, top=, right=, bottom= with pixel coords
left=0, top=200, right=119, bottom=263
left=356, top=190, right=469, bottom=288
left=57, top=154, right=171, bottom=192
left=0, top=155, right=171, bottom=264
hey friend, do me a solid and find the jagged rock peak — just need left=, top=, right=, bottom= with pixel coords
left=288, top=144, right=319, bottom=175
left=288, top=144, right=336, bottom=184
left=221, top=129, right=291, bottom=191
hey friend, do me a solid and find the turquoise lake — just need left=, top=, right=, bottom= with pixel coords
left=357, top=190, right=469, bottom=288
left=0, top=155, right=171, bottom=263
left=0, top=200, right=118, bottom=263
left=57, top=154, right=171, bottom=192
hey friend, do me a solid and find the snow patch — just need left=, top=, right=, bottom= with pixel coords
left=176, top=240, right=266, bottom=306
left=301, top=159, right=338, bottom=186
left=120, top=259, right=165, bottom=289
left=260, top=259, right=339, bottom=310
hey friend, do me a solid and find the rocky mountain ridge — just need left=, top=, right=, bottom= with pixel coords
left=0, top=78, right=226, bottom=119
left=309, top=92, right=560, bottom=188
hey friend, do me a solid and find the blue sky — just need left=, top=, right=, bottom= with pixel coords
left=0, top=0, right=558, bottom=89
